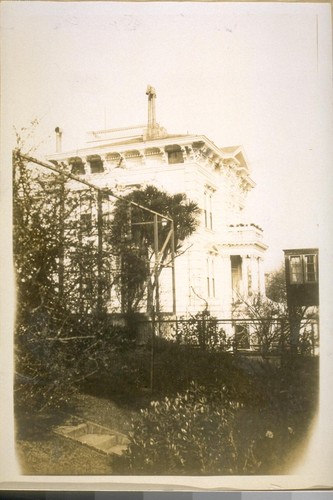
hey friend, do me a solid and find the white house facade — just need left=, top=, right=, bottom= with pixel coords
left=46, top=87, right=267, bottom=318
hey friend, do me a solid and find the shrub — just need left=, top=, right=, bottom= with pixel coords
left=113, top=357, right=319, bottom=475
left=15, top=313, right=136, bottom=412
left=119, top=382, right=239, bottom=474
left=172, top=311, right=232, bottom=351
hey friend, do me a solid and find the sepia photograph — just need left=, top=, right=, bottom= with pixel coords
left=0, top=0, right=332, bottom=491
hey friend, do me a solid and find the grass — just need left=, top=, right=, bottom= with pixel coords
left=15, top=390, right=317, bottom=476
left=15, top=349, right=319, bottom=476
left=15, top=393, right=137, bottom=475
left=16, top=435, right=113, bottom=475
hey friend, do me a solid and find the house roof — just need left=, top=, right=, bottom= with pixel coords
left=46, top=126, right=254, bottom=188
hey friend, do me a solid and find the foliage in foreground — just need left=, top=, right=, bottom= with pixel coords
left=15, top=314, right=135, bottom=412
left=119, top=382, right=238, bottom=474
left=13, top=148, right=116, bottom=411
left=113, top=355, right=318, bottom=475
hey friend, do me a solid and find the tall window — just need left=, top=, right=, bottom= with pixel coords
left=289, top=256, right=303, bottom=284
left=80, top=213, right=92, bottom=233
left=69, top=157, right=85, bottom=175
left=88, top=155, right=104, bottom=174
left=235, top=324, right=250, bottom=350
left=289, top=254, right=317, bottom=284
left=231, top=255, right=242, bottom=300
left=206, top=256, right=216, bottom=298
left=304, top=254, right=317, bottom=283
left=78, top=190, right=94, bottom=236
left=204, top=188, right=213, bottom=230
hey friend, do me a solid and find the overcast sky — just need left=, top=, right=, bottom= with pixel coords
left=1, top=1, right=332, bottom=271
left=1, top=2, right=333, bottom=480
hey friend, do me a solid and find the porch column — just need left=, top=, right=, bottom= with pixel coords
left=241, top=255, right=248, bottom=298
left=257, top=256, right=265, bottom=296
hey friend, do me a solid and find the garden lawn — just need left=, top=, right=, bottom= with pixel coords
left=15, top=392, right=137, bottom=475
left=16, top=435, right=113, bottom=475
left=15, top=353, right=319, bottom=476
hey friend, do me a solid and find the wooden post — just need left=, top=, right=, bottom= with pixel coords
left=58, top=173, right=65, bottom=301
left=171, top=220, right=176, bottom=315
left=154, top=214, right=159, bottom=317
left=150, top=306, right=155, bottom=394
left=150, top=213, right=159, bottom=394
left=97, top=190, right=103, bottom=315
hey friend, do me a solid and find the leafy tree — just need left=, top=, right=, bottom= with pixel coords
left=13, top=153, right=113, bottom=320
left=232, top=265, right=318, bottom=355
left=109, top=185, right=200, bottom=315
left=234, top=293, right=289, bottom=355
left=13, top=152, right=64, bottom=319
left=265, top=265, right=317, bottom=354
left=265, top=264, right=287, bottom=303
left=13, top=148, right=120, bottom=410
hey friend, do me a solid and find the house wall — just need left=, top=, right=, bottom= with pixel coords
left=45, top=133, right=267, bottom=318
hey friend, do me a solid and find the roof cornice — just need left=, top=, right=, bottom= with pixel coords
left=46, top=134, right=248, bottom=165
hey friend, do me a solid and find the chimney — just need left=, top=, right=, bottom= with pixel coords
left=55, top=127, right=62, bottom=153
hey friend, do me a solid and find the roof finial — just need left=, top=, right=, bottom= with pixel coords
left=146, top=85, right=157, bottom=138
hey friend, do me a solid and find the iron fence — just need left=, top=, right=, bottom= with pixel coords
left=135, top=315, right=319, bottom=357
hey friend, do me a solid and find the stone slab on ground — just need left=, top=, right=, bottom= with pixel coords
left=54, top=415, right=130, bottom=456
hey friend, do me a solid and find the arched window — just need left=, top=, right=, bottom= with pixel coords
left=165, top=145, right=184, bottom=164
left=69, top=157, right=85, bottom=175
left=87, top=155, right=104, bottom=174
